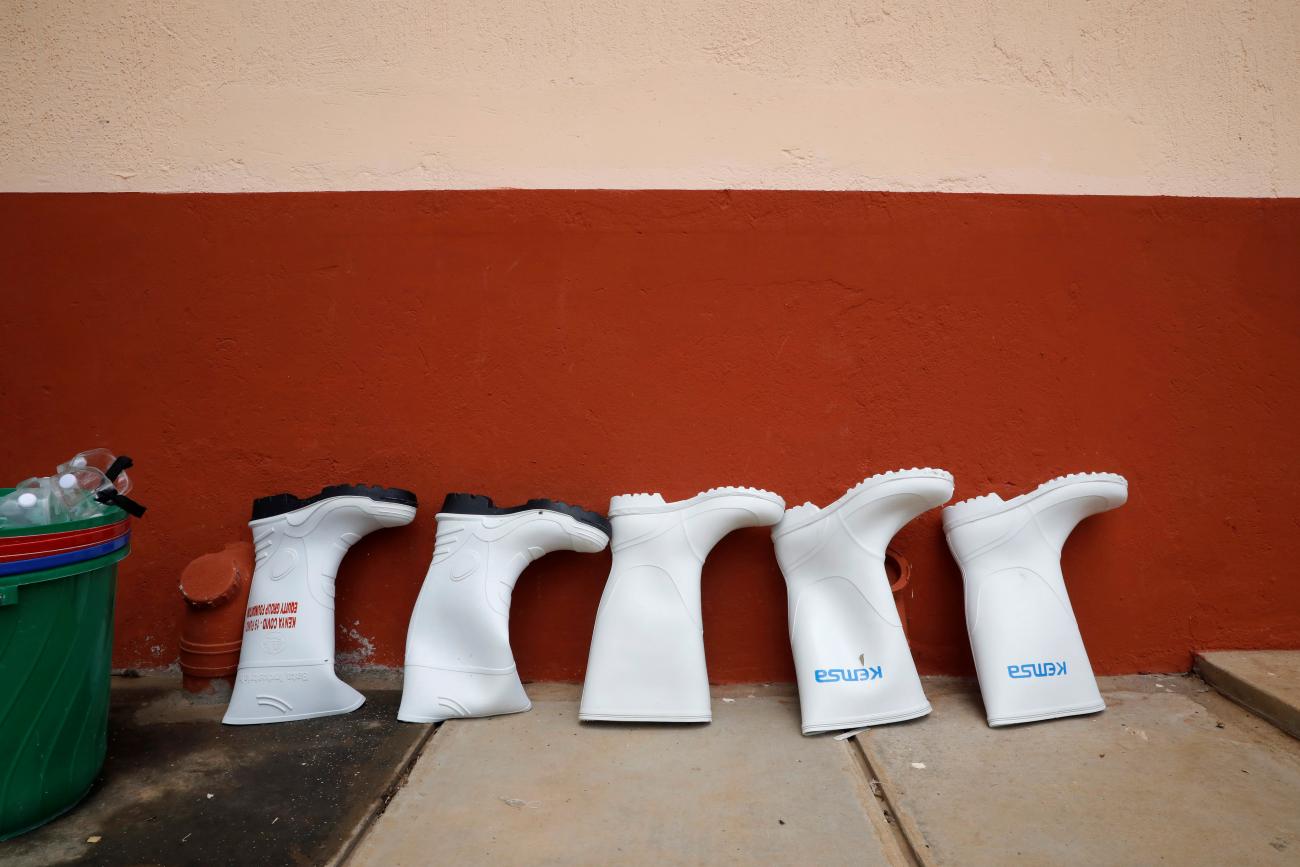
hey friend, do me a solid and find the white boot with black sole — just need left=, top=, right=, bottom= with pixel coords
left=223, top=484, right=417, bottom=725
left=399, top=494, right=610, bottom=723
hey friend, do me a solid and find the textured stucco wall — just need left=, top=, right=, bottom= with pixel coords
left=2, top=0, right=1297, bottom=195
left=3, top=191, right=1298, bottom=678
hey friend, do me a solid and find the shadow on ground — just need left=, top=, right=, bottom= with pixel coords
left=4, top=677, right=431, bottom=867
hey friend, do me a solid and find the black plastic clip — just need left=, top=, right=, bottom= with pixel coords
left=95, top=488, right=147, bottom=518
left=104, top=455, right=134, bottom=483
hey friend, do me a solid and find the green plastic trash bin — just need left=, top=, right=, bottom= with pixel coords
left=0, top=498, right=131, bottom=841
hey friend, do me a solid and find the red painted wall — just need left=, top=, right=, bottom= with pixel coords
left=2, top=191, right=1298, bottom=680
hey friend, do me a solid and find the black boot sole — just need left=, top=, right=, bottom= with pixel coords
left=440, top=493, right=611, bottom=537
left=252, top=484, right=418, bottom=522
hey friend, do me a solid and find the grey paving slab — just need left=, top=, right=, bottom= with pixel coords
left=861, top=676, right=1300, bottom=866
left=350, top=684, right=904, bottom=867
left=1197, top=650, right=1300, bottom=740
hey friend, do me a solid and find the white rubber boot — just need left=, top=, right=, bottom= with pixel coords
left=579, top=486, right=785, bottom=723
left=223, top=485, right=417, bottom=725
left=774, top=468, right=953, bottom=735
left=943, top=472, right=1128, bottom=727
left=399, top=494, right=610, bottom=722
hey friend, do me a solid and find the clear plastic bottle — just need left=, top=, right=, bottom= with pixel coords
left=0, top=477, right=58, bottom=528
left=0, top=490, right=41, bottom=527
left=0, top=450, right=141, bottom=529
left=58, top=448, right=131, bottom=495
left=51, top=468, right=113, bottom=521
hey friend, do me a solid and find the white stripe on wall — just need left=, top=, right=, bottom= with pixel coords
left=2, top=0, right=1297, bottom=196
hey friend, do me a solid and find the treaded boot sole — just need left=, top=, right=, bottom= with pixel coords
left=943, top=471, right=1127, bottom=528
left=440, top=492, right=611, bottom=536
left=608, top=485, right=785, bottom=516
left=252, top=483, right=419, bottom=521
left=774, top=467, right=953, bottom=537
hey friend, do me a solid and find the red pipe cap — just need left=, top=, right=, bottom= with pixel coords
left=180, top=541, right=253, bottom=608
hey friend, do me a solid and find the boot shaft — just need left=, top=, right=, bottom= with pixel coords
left=412, top=506, right=609, bottom=661
left=774, top=469, right=954, bottom=614
left=944, top=472, right=1128, bottom=573
left=603, top=487, right=787, bottom=623
left=580, top=486, right=784, bottom=723
left=224, top=485, right=417, bottom=725
left=399, top=494, right=609, bottom=723
left=772, top=469, right=951, bottom=733
left=943, top=473, right=1126, bottom=727
left=245, top=495, right=417, bottom=653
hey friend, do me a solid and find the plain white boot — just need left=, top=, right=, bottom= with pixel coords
left=774, top=468, right=953, bottom=735
left=399, top=494, right=610, bottom=723
left=223, top=485, right=417, bottom=725
left=943, top=472, right=1128, bottom=727
left=579, top=486, right=785, bottom=723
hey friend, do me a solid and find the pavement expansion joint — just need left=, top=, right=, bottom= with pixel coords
left=850, top=733, right=935, bottom=867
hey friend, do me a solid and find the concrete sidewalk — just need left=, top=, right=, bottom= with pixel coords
left=350, top=684, right=909, bottom=866
left=865, top=676, right=1300, bottom=865
left=351, top=677, right=1300, bottom=866
left=9, top=672, right=1298, bottom=864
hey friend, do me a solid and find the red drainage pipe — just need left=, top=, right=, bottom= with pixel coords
left=886, top=546, right=913, bottom=639
left=179, top=542, right=253, bottom=693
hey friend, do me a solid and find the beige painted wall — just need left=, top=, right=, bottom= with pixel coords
left=2, top=0, right=1297, bottom=195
